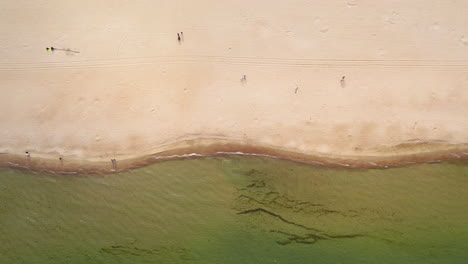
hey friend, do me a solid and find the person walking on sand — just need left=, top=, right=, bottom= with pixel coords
left=111, top=159, right=118, bottom=169
left=240, top=75, right=247, bottom=83
left=177, top=33, right=181, bottom=42
left=340, top=76, right=346, bottom=87
left=25, top=151, right=30, bottom=158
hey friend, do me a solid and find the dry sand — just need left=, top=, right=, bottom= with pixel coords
left=1, top=0, right=468, bottom=173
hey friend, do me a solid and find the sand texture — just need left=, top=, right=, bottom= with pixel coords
left=1, top=0, right=468, bottom=172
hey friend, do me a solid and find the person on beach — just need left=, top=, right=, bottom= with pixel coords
left=51, top=47, right=55, bottom=51
left=25, top=152, right=30, bottom=158
left=177, top=33, right=181, bottom=42
left=181, top=32, right=184, bottom=41
left=46, top=47, right=50, bottom=51
left=340, top=76, right=346, bottom=87
left=295, top=87, right=299, bottom=93
left=111, top=159, right=117, bottom=169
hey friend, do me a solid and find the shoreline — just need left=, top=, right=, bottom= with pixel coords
left=1, top=140, right=467, bottom=175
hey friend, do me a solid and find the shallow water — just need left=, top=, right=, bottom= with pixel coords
left=0, top=157, right=467, bottom=263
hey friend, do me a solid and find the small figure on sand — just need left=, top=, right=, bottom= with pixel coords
left=340, top=76, right=346, bottom=87
left=240, top=75, right=247, bottom=82
left=177, top=33, right=181, bottom=42
left=25, top=151, right=30, bottom=158
left=295, top=87, right=299, bottom=93
left=111, top=158, right=117, bottom=170
left=180, top=32, right=184, bottom=41
left=51, top=47, right=55, bottom=52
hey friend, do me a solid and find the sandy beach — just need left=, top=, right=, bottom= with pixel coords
left=1, top=0, right=467, bottom=173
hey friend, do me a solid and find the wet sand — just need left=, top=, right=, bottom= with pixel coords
left=1, top=140, right=467, bottom=175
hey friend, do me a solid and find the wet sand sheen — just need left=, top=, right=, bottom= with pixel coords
left=0, top=157, right=467, bottom=263
left=1, top=140, right=467, bottom=175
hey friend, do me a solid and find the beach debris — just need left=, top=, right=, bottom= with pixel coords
left=46, top=47, right=80, bottom=54
left=340, top=76, right=346, bottom=87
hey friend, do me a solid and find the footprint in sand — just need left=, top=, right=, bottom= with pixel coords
left=347, top=1, right=358, bottom=8
left=461, top=36, right=468, bottom=46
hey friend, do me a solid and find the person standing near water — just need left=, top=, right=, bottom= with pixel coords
left=177, top=33, right=181, bottom=42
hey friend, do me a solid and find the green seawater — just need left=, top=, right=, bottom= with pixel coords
left=0, top=157, right=467, bottom=263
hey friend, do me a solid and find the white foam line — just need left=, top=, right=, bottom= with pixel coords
left=309, top=161, right=325, bottom=165
left=2, top=161, right=20, bottom=166
left=329, top=161, right=350, bottom=167
left=2, top=161, right=30, bottom=170
left=368, top=162, right=379, bottom=166
left=215, top=151, right=277, bottom=159
left=41, top=169, right=76, bottom=175
left=449, top=153, right=461, bottom=158
left=216, top=151, right=244, bottom=155
left=217, top=151, right=329, bottom=165
left=152, top=153, right=205, bottom=160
